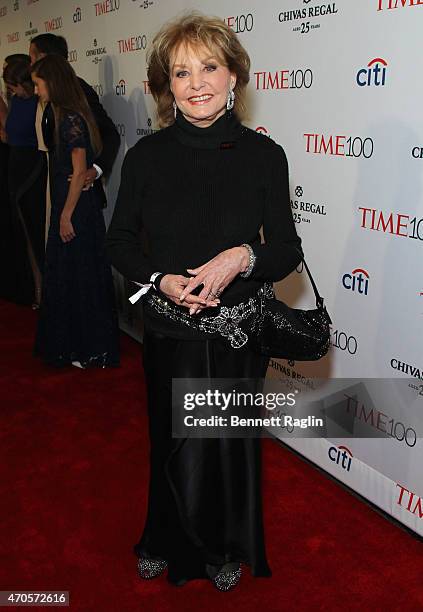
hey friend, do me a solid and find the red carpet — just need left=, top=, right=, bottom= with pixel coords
left=0, top=299, right=421, bottom=611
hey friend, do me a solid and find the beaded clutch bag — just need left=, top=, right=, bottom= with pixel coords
left=146, top=288, right=262, bottom=349
left=144, top=249, right=331, bottom=359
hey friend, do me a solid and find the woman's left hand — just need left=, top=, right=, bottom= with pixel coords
left=178, top=246, right=249, bottom=314
left=60, top=213, right=76, bottom=243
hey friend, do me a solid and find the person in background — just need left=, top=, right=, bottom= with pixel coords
left=29, top=34, right=119, bottom=224
left=0, top=93, right=7, bottom=138
left=0, top=91, right=13, bottom=302
left=31, top=55, right=119, bottom=368
left=3, top=58, right=46, bottom=307
left=2, top=54, right=30, bottom=101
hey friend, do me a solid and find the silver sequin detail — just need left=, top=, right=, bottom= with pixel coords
left=213, top=565, right=242, bottom=591
left=137, top=556, right=167, bottom=579
left=146, top=283, right=274, bottom=349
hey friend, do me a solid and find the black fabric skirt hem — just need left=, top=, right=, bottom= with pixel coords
left=132, top=330, right=272, bottom=584
left=33, top=348, right=120, bottom=369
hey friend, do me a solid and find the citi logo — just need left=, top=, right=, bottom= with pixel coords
left=328, top=445, right=353, bottom=472
left=115, top=79, right=126, bottom=95
left=342, top=268, right=369, bottom=295
left=44, top=17, right=63, bottom=31
left=95, top=0, right=120, bottom=16
left=356, top=57, right=387, bottom=87
left=73, top=7, right=82, bottom=22
left=255, top=126, right=270, bottom=136
left=396, top=484, right=423, bottom=518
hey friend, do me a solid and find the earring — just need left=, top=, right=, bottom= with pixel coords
left=173, top=100, right=177, bottom=119
left=226, top=88, right=235, bottom=111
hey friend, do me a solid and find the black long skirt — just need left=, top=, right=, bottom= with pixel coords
left=34, top=186, right=120, bottom=368
left=134, top=328, right=272, bottom=585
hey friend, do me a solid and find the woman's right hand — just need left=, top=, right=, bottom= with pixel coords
left=159, top=274, right=220, bottom=315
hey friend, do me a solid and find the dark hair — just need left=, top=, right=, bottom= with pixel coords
left=31, top=55, right=101, bottom=156
left=30, top=34, right=68, bottom=60
left=4, top=53, right=31, bottom=66
left=3, top=58, right=33, bottom=95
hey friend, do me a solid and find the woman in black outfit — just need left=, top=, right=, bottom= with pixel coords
left=0, top=95, right=14, bottom=302
left=3, top=58, right=47, bottom=307
left=106, top=13, right=302, bottom=591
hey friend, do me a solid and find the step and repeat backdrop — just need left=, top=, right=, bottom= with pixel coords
left=1, top=0, right=422, bottom=535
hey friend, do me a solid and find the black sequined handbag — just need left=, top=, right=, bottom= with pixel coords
left=248, top=249, right=332, bottom=361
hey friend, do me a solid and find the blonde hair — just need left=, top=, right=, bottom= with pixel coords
left=147, top=11, right=250, bottom=128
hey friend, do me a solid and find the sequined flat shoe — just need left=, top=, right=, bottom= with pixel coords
left=137, top=556, right=168, bottom=579
left=209, top=562, right=242, bottom=592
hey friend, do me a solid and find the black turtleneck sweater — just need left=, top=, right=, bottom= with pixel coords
left=105, top=109, right=303, bottom=339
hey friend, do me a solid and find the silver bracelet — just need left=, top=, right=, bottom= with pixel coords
left=239, top=243, right=256, bottom=279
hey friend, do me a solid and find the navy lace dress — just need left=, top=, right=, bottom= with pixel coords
left=34, top=112, right=120, bottom=367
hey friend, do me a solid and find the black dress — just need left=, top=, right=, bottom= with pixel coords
left=4, top=95, right=47, bottom=305
left=34, top=112, right=119, bottom=367
left=135, top=330, right=272, bottom=584
left=0, top=142, right=19, bottom=302
left=106, top=109, right=303, bottom=584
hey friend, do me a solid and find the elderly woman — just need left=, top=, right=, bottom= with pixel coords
left=106, top=12, right=302, bottom=591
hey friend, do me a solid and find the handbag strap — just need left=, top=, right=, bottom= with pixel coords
left=293, top=246, right=325, bottom=309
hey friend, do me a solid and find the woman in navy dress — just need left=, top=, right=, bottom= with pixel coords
left=30, top=55, right=119, bottom=368
left=3, top=58, right=46, bottom=307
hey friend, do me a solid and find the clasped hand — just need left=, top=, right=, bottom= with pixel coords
left=67, top=167, right=97, bottom=190
left=159, top=246, right=249, bottom=315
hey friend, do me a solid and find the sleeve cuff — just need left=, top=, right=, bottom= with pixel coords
left=128, top=271, right=163, bottom=304
left=93, top=163, right=103, bottom=179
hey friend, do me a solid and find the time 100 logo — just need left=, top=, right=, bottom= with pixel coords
left=225, top=13, right=254, bottom=33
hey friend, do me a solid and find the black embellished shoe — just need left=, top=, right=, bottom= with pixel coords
left=207, top=562, right=242, bottom=592
left=137, top=555, right=168, bottom=579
